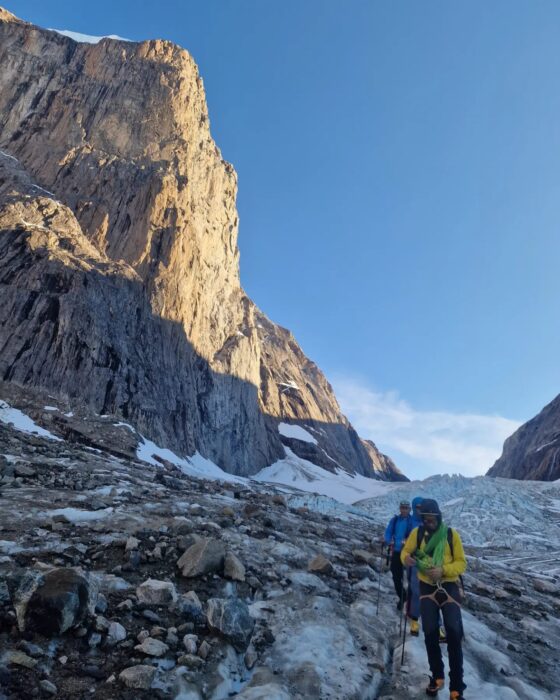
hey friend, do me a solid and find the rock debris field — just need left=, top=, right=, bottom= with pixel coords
left=0, top=393, right=558, bottom=699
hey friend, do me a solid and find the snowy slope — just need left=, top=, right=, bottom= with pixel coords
left=253, top=447, right=399, bottom=504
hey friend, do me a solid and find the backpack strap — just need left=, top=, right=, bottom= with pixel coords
left=447, top=527, right=454, bottom=558
left=418, top=526, right=465, bottom=593
left=416, top=525, right=424, bottom=549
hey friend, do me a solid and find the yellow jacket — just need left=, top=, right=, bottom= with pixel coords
left=400, top=526, right=467, bottom=584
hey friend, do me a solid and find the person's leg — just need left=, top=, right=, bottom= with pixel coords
left=441, top=584, right=465, bottom=694
left=390, top=550, right=404, bottom=601
left=419, top=583, right=444, bottom=685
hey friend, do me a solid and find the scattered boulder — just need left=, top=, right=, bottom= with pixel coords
left=533, top=578, right=558, bottom=594
left=206, top=597, right=255, bottom=651
left=119, top=665, right=156, bottom=689
left=136, top=578, right=178, bottom=605
left=107, top=621, right=127, bottom=643
left=176, top=590, right=205, bottom=624
left=14, top=568, right=97, bottom=636
left=183, top=633, right=198, bottom=654
left=177, top=538, right=226, bottom=577
left=5, top=651, right=37, bottom=669
left=39, top=680, right=57, bottom=696
left=352, top=550, right=376, bottom=567
left=224, top=551, right=246, bottom=581
left=308, top=554, right=334, bottom=575
left=134, top=637, right=169, bottom=657
left=125, top=536, right=140, bottom=551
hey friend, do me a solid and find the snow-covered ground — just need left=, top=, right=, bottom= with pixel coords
left=390, top=609, right=549, bottom=700
left=253, top=447, right=398, bottom=504
left=0, top=400, right=63, bottom=442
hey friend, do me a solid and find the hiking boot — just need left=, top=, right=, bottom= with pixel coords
left=425, top=677, right=445, bottom=696
left=449, top=692, right=464, bottom=700
left=410, top=620, right=420, bottom=636
left=439, top=626, right=447, bottom=644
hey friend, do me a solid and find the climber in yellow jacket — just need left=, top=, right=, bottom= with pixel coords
left=400, top=499, right=467, bottom=700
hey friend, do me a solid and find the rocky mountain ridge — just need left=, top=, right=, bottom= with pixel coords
left=487, top=393, right=560, bottom=481
left=0, top=7, right=404, bottom=481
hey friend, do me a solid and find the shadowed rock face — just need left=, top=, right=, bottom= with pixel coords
left=0, top=8, right=405, bottom=480
left=488, top=394, right=560, bottom=481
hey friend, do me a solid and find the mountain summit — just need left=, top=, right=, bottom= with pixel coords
left=0, top=8, right=405, bottom=480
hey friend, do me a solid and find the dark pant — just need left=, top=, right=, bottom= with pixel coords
left=419, top=581, right=465, bottom=693
left=390, top=549, right=405, bottom=601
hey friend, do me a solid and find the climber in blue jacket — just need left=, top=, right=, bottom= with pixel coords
left=384, top=500, right=413, bottom=609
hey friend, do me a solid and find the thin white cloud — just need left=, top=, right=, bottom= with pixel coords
left=332, top=376, right=521, bottom=478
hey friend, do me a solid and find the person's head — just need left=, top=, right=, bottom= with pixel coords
left=399, top=500, right=411, bottom=516
left=419, top=498, right=442, bottom=532
left=411, top=496, right=423, bottom=514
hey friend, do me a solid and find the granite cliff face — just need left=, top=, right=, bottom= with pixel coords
left=0, top=8, right=405, bottom=480
left=487, top=394, right=560, bottom=481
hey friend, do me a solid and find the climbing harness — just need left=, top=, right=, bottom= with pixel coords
left=420, top=581, right=461, bottom=608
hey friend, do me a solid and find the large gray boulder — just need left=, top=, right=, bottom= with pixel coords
left=14, top=568, right=98, bottom=636
left=206, top=597, right=255, bottom=651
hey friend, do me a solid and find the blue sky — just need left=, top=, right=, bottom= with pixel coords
left=9, top=1, right=560, bottom=479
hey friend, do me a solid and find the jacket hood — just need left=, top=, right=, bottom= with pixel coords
left=411, top=496, right=424, bottom=526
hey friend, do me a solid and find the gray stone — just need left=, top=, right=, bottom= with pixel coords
left=14, top=568, right=97, bottom=636
left=119, top=665, right=156, bottom=689
left=134, top=637, right=169, bottom=657
left=136, top=578, right=177, bottom=605
left=5, top=651, right=37, bottom=669
left=39, top=680, right=57, bottom=696
left=108, top=621, right=127, bottom=643
left=183, top=633, right=198, bottom=654
left=206, top=597, right=255, bottom=651
left=224, top=551, right=246, bottom=581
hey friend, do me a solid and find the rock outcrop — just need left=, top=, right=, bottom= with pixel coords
left=0, top=8, right=405, bottom=480
left=487, top=394, right=560, bottom=481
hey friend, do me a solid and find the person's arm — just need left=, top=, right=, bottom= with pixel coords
left=442, top=530, right=467, bottom=578
left=400, top=527, right=418, bottom=566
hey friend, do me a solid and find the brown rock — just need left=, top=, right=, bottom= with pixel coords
left=308, top=554, right=334, bottom=575
left=177, top=538, right=226, bottom=577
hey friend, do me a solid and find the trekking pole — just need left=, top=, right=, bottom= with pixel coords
left=398, top=582, right=405, bottom=638
left=400, top=606, right=407, bottom=665
left=376, top=545, right=383, bottom=616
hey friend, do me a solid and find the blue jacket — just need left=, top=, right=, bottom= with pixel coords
left=411, top=496, right=424, bottom=528
left=384, top=513, right=413, bottom=552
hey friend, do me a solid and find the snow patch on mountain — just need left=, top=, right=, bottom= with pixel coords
left=0, top=400, right=63, bottom=442
left=135, top=436, right=245, bottom=483
left=253, top=447, right=397, bottom=504
left=277, top=422, right=317, bottom=444
left=51, top=29, right=130, bottom=43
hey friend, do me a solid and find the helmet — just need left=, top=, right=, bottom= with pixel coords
left=419, top=498, right=442, bottom=525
